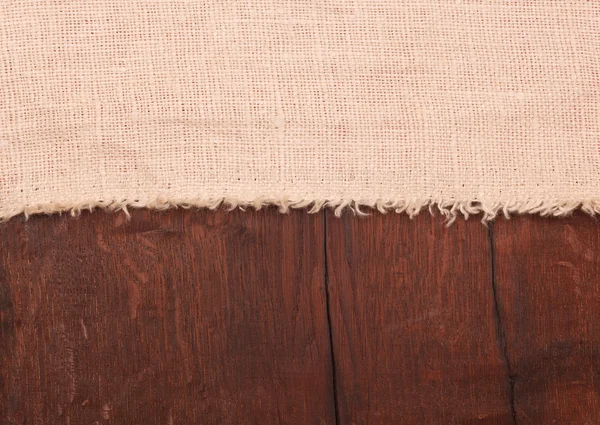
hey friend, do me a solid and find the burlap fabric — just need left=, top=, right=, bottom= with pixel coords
left=2, top=1, right=599, bottom=222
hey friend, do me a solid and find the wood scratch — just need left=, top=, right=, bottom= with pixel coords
left=128, top=279, right=141, bottom=319
left=57, top=324, right=77, bottom=403
left=65, top=345, right=76, bottom=403
left=80, top=319, right=88, bottom=339
left=101, top=403, right=111, bottom=420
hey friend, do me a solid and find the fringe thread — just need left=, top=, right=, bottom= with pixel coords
left=2, top=197, right=600, bottom=224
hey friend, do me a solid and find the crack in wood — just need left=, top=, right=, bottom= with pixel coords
left=489, top=224, right=518, bottom=425
left=323, top=212, right=341, bottom=425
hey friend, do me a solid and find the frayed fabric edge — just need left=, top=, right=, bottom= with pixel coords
left=2, top=197, right=600, bottom=224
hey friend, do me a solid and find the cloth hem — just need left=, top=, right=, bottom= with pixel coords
left=3, top=196, right=600, bottom=224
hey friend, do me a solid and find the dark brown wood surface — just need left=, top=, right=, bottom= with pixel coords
left=326, top=212, right=514, bottom=425
left=0, top=209, right=335, bottom=425
left=1, top=209, right=599, bottom=424
left=494, top=214, right=600, bottom=424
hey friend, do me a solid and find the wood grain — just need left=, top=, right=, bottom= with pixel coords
left=325, top=212, right=514, bottom=425
left=3, top=208, right=600, bottom=425
left=493, top=214, right=600, bottom=424
left=0, top=209, right=335, bottom=425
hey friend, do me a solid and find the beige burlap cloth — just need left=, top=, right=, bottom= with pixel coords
left=1, top=1, right=600, bottom=222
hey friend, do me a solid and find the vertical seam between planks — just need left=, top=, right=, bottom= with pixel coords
left=488, top=224, right=518, bottom=425
left=323, top=212, right=341, bottom=425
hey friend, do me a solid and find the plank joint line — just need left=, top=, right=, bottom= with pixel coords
left=323, top=212, right=341, bottom=425
left=488, top=224, right=518, bottom=425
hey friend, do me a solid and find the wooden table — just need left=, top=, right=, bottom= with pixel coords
left=1, top=209, right=598, bottom=424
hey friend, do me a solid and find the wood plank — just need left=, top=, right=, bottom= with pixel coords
left=493, top=214, right=600, bottom=423
left=0, top=209, right=335, bottom=425
left=326, top=212, right=514, bottom=425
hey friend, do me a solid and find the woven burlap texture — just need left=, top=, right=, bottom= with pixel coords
left=2, top=1, right=600, bottom=222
